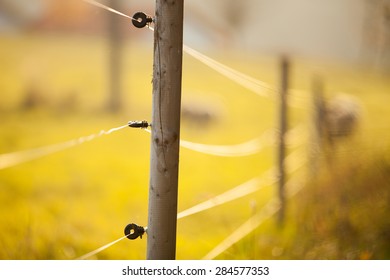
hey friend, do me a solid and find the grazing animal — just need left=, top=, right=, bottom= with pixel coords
left=310, top=93, right=362, bottom=174
left=181, top=94, right=225, bottom=127
left=325, top=94, right=361, bottom=139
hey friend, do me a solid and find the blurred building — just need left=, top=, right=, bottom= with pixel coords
left=1, top=0, right=389, bottom=67
left=187, top=0, right=390, bottom=67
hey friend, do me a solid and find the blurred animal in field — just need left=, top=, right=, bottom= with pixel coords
left=21, top=83, right=47, bottom=110
left=181, top=94, right=225, bottom=127
left=325, top=94, right=362, bottom=141
left=310, top=93, right=362, bottom=174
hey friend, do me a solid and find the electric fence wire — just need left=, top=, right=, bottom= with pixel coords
left=0, top=124, right=128, bottom=170
left=0, top=123, right=304, bottom=171
left=144, top=128, right=274, bottom=157
left=0, top=0, right=310, bottom=259
left=202, top=173, right=307, bottom=260
left=82, top=0, right=137, bottom=20
left=144, top=125, right=305, bottom=157
left=76, top=148, right=306, bottom=260
left=177, top=148, right=306, bottom=220
left=82, top=0, right=309, bottom=108
left=0, top=0, right=311, bottom=170
left=59, top=0, right=378, bottom=260
left=182, top=45, right=274, bottom=97
left=76, top=234, right=131, bottom=260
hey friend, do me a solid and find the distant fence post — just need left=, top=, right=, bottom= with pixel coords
left=310, top=76, right=326, bottom=176
left=147, top=0, right=184, bottom=260
left=107, top=0, right=123, bottom=112
left=277, top=56, right=289, bottom=225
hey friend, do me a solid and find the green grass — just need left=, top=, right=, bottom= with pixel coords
left=0, top=33, right=390, bottom=259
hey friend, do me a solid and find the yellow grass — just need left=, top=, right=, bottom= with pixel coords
left=0, top=34, right=389, bottom=259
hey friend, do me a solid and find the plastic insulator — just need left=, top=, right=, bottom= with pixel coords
left=124, top=223, right=145, bottom=240
left=128, top=120, right=149, bottom=128
left=132, top=12, right=153, bottom=28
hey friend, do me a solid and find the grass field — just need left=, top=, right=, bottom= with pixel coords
left=0, top=33, right=389, bottom=259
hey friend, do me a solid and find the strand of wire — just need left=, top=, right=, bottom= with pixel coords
left=144, top=128, right=270, bottom=157
left=183, top=45, right=309, bottom=108
left=146, top=25, right=307, bottom=107
left=0, top=0, right=141, bottom=171
left=82, top=0, right=136, bottom=20
left=202, top=173, right=307, bottom=260
left=144, top=126, right=305, bottom=157
left=82, top=0, right=308, bottom=108
left=75, top=148, right=306, bottom=260
left=0, top=124, right=128, bottom=170
left=177, top=148, right=307, bottom=220
left=77, top=0, right=365, bottom=259
left=183, top=45, right=274, bottom=97
left=76, top=234, right=130, bottom=260
left=79, top=0, right=306, bottom=258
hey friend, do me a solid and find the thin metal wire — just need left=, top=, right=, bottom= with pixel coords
left=76, top=234, right=130, bottom=260
left=0, top=124, right=128, bottom=170
left=177, top=177, right=268, bottom=220
left=183, top=45, right=275, bottom=96
left=74, top=148, right=306, bottom=260
left=182, top=45, right=309, bottom=108
left=144, top=128, right=270, bottom=157
left=81, top=0, right=308, bottom=107
left=202, top=198, right=279, bottom=260
left=77, top=0, right=311, bottom=260
left=144, top=127, right=305, bottom=157
left=177, top=148, right=306, bottom=220
left=202, top=173, right=306, bottom=260
left=75, top=0, right=373, bottom=260
left=82, top=0, right=136, bottom=20
left=179, top=138, right=264, bottom=157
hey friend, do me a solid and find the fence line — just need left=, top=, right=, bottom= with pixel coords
left=144, top=126, right=305, bottom=157
left=83, top=0, right=309, bottom=108
left=76, top=234, right=130, bottom=260
left=144, top=128, right=273, bottom=157
left=70, top=0, right=366, bottom=260
left=0, top=122, right=305, bottom=171
left=0, top=124, right=128, bottom=170
left=179, top=138, right=264, bottom=157
left=202, top=173, right=306, bottom=260
left=177, top=148, right=306, bottom=220
left=183, top=45, right=311, bottom=108
left=75, top=148, right=306, bottom=260
left=177, top=177, right=266, bottom=220
left=82, top=0, right=136, bottom=20
left=1, top=0, right=313, bottom=260
left=183, top=45, right=274, bottom=97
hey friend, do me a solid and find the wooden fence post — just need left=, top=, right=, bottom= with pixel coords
left=147, top=0, right=184, bottom=260
left=277, top=56, right=289, bottom=225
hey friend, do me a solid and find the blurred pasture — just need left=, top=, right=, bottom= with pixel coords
left=0, top=0, right=390, bottom=259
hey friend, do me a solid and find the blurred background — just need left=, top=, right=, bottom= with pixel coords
left=0, top=0, right=389, bottom=259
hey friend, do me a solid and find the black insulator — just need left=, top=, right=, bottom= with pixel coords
left=128, top=120, right=149, bottom=128
left=124, top=223, right=146, bottom=240
left=132, top=12, right=153, bottom=28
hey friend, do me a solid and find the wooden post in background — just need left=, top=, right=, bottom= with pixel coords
left=147, top=0, right=184, bottom=260
left=107, top=0, right=122, bottom=112
left=277, top=56, right=289, bottom=225
left=310, top=76, right=326, bottom=177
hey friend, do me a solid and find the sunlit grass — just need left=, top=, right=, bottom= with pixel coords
left=0, top=34, right=389, bottom=259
